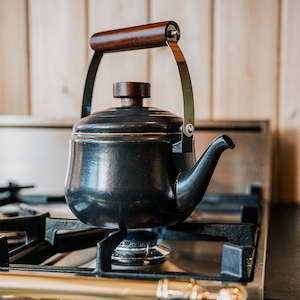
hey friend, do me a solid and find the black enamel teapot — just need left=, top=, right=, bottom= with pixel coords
left=65, top=21, right=234, bottom=229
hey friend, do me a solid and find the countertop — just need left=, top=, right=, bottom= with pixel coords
left=264, top=204, right=300, bottom=300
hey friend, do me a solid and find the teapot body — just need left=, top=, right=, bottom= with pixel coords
left=65, top=134, right=194, bottom=229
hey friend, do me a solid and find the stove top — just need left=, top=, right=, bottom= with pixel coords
left=0, top=182, right=266, bottom=300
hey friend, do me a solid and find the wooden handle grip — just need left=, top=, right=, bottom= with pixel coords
left=90, top=21, right=180, bottom=53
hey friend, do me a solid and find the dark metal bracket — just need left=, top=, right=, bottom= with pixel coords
left=0, top=213, right=49, bottom=243
left=165, top=222, right=256, bottom=246
left=0, top=237, right=9, bottom=267
left=221, top=243, right=254, bottom=280
left=45, top=218, right=96, bottom=245
left=95, top=229, right=127, bottom=273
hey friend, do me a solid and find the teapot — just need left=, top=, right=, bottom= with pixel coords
left=65, top=21, right=235, bottom=229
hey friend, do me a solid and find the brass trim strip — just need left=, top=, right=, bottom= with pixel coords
left=0, top=272, right=247, bottom=300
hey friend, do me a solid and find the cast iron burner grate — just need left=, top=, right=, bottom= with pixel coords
left=0, top=184, right=262, bottom=282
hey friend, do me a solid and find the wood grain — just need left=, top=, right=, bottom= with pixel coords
left=279, top=0, right=300, bottom=203
left=90, top=21, right=172, bottom=52
left=88, top=0, right=149, bottom=112
left=213, top=0, right=279, bottom=123
left=150, top=0, right=212, bottom=119
left=28, top=0, right=87, bottom=119
left=0, top=0, right=29, bottom=114
left=1, top=0, right=300, bottom=203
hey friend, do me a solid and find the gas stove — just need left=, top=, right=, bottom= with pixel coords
left=0, top=183, right=264, bottom=299
left=0, top=119, right=271, bottom=299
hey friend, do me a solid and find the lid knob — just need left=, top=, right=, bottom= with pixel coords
left=113, top=82, right=150, bottom=107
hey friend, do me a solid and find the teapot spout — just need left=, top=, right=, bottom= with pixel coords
left=175, top=135, right=235, bottom=213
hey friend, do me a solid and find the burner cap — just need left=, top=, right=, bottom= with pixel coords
left=118, top=231, right=158, bottom=249
left=112, top=230, right=169, bottom=266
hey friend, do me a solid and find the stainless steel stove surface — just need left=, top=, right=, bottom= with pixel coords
left=0, top=119, right=271, bottom=300
left=0, top=187, right=264, bottom=299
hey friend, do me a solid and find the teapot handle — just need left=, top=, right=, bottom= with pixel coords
left=82, top=21, right=194, bottom=152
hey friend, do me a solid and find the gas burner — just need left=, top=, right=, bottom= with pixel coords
left=112, top=230, right=170, bottom=266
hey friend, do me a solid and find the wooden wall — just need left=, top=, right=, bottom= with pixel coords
left=0, top=0, right=299, bottom=203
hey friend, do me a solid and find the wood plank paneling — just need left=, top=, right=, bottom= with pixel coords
left=213, top=0, right=279, bottom=124
left=88, top=0, right=149, bottom=112
left=279, top=0, right=300, bottom=203
left=0, top=0, right=29, bottom=114
left=28, top=0, right=87, bottom=119
left=1, top=0, right=300, bottom=203
left=150, top=0, right=212, bottom=119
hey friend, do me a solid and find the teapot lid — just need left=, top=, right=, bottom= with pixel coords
left=74, top=82, right=182, bottom=134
